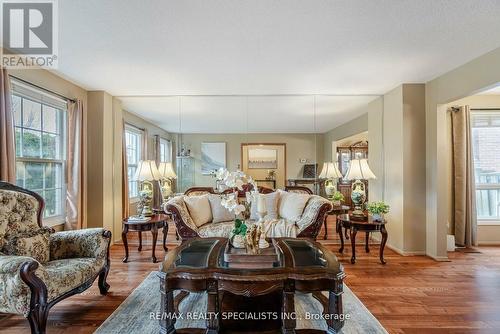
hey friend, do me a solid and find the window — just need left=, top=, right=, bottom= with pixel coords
left=12, top=80, right=67, bottom=222
left=471, top=111, right=500, bottom=224
left=159, top=138, right=172, bottom=163
left=125, top=125, right=143, bottom=198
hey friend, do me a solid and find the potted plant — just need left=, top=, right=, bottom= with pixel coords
left=331, top=191, right=344, bottom=206
left=366, top=201, right=390, bottom=221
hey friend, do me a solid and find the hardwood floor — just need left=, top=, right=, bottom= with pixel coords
left=1, top=217, right=500, bottom=334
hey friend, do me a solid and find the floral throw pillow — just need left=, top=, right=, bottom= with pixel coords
left=2, top=227, right=52, bottom=264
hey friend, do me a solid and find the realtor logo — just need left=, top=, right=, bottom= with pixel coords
left=1, top=0, right=58, bottom=68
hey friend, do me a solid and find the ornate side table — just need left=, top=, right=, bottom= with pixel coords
left=324, top=205, right=350, bottom=240
left=336, top=214, right=388, bottom=264
left=122, top=214, right=169, bottom=263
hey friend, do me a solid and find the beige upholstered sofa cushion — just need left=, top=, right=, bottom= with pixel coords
left=183, top=195, right=213, bottom=228
left=278, top=190, right=310, bottom=222
left=207, top=194, right=235, bottom=223
left=249, top=192, right=280, bottom=221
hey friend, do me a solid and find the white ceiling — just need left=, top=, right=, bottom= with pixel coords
left=54, top=0, right=500, bottom=132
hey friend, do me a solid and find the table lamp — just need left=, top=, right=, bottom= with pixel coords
left=157, top=162, right=177, bottom=203
left=319, top=162, right=343, bottom=198
left=345, top=158, right=376, bottom=218
left=133, top=160, right=161, bottom=216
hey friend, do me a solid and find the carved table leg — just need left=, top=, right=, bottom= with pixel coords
left=338, top=224, right=344, bottom=254
left=206, top=280, right=220, bottom=334
left=163, top=222, right=168, bottom=252
left=350, top=227, right=357, bottom=264
left=282, top=280, right=296, bottom=334
left=365, top=232, right=370, bottom=253
left=327, top=290, right=344, bottom=333
left=323, top=215, right=328, bottom=240
left=380, top=225, right=388, bottom=265
left=345, top=227, right=350, bottom=240
left=138, top=231, right=142, bottom=251
left=122, top=224, right=129, bottom=263
left=151, top=224, right=158, bottom=263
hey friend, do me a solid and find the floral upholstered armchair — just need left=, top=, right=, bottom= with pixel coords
left=0, top=182, right=111, bottom=334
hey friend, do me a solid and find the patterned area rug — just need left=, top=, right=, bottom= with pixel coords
left=96, top=271, right=387, bottom=333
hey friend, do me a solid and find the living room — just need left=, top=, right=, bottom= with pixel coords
left=1, top=1, right=500, bottom=333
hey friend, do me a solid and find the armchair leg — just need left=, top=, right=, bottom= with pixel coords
left=27, top=305, right=49, bottom=334
left=98, top=267, right=110, bottom=295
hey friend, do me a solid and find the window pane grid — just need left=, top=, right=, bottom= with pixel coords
left=471, top=110, right=500, bottom=223
left=125, top=125, right=143, bottom=198
left=13, top=90, right=66, bottom=220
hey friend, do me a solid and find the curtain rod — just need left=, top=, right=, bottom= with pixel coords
left=470, top=108, right=500, bottom=111
left=9, top=74, right=76, bottom=103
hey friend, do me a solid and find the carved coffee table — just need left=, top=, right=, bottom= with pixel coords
left=158, top=237, right=345, bottom=334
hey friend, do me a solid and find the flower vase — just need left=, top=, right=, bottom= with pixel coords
left=230, top=234, right=246, bottom=248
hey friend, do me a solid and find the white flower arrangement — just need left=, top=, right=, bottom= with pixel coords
left=216, top=167, right=259, bottom=217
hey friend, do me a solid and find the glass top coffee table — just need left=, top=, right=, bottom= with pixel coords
left=158, top=237, right=345, bottom=334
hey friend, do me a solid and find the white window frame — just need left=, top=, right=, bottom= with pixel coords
left=471, top=110, right=500, bottom=226
left=159, top=137, right=172, bottom=163
left=125, top=124, right=143, bottom=201
left=11, top=81, right=67, bottom=227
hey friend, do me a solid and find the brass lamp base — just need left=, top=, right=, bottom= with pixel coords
left=140, top=205, right=154, bottom=217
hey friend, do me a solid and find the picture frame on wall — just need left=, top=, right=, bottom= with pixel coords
left=201, top=142, right=226, bottom=175
left=247, top=148, right=278, bottom=169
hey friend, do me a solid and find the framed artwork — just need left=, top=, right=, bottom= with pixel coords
left=302, top=163, right=318, bottom=178
left=201, top=142, right=226, bottom=175
left=248, top=148, right=278, bottom=169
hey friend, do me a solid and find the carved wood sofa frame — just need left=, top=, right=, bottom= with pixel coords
left=168, top=187, right=331, bottom=241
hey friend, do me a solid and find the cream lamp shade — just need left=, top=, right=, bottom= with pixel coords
left=318, top=162, right=343, bottom=179
left=133, top=160, right=161, bottom=181
left=345, top=159, right=376, bottom=180
left=158, top=162, right=177, bottom=179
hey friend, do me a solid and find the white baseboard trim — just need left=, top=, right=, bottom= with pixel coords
left=385, top=243, right=426, bottom=256
left=428, top=254, right=451, bottom=262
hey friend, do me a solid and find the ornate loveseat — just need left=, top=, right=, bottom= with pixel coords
left=167, top=188, right=332, bottom=241
left=0, top=182, right=111, bottom=334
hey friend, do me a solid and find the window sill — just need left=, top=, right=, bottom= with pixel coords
left=43, top=217, right=65, bottom=228
left=478, top=220, right=500, bottom=226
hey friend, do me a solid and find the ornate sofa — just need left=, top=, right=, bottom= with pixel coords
left=0, top=182, right=111, bottom=334
left=167, top=189, right=332, bottom=241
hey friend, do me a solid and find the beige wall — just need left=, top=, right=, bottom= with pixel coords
left=426, top=46, right=500, bottom=259
left=122, top=110, right=175, bottom=217
left=369, top=85, right=426, bottom=255
left=445, top=94, right=500, bottom=245
left=367, top=97, right=384, bottom=203
left=402, top=84, right=427, bottom=252
left=178, top=133, right=323, bottom=188
left=86, top=91, right=121, bottom=243
left=383, top=86, right=405, bottom=251
left=323, top=113, right=368, bottom=162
